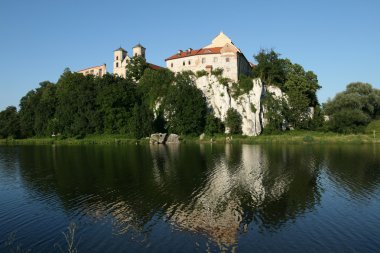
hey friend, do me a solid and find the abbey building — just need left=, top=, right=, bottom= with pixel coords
left=165, top=32, right=253, bottom=81
left=77, top=32, right=251, bottom=81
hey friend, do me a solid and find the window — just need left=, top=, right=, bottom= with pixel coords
left=213, top=57, right=218, bottom=63
left=116, top=62, right=119, bottom=68
left=188, top=60, right=191, bottom=65
left=90, top=70, right=94, bottom=74
left=171, top=63, right=173, bottom=68
left=183, top=61, right=185, bottom=66
left=116, top=56, right=119, bottom=60
left=226, top=57, right=230, bottom=62
left=202, top=58, right=206, bottom=63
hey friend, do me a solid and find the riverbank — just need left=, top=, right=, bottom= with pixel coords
left=1, top=131, right=380, bottom=145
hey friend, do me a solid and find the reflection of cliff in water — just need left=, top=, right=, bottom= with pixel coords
left=160, top=144, right=322, bottom=247
left=13, top=144, right=376, bottom=247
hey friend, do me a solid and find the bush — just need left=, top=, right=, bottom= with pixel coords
left=211, top=68, right=223, bottom=77
left=196, top=70, right=208, bottom=78
left=225, top=108, right=242, bottom=134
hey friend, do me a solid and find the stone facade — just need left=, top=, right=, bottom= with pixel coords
left=113, top=44, right=147, bottom=78
left=165, top=32, right=252, bottom=82
left=77, top=64, right=106, bottom=77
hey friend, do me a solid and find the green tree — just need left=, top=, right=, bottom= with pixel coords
left=19, top=90, right=38, bottom=137
left=253, top=49, right=286, bottom=88
left=125, top=55, right=149, bottom=82
left=205, top=113, right=224, bottom=136
left=225, top=108, right=242, bottom=134
left=0, top=106, right=20, bottom=138
left=324, top=82, right=380, bottom=133
left=262, top=92, right=285, bottom=133
left=96, top=74, right=138, bottom=134
left=163, top=72, right=207, bottom=135
left=138, top=68, right=175, bottom=108
left=55, top=71, right=100, bottom=136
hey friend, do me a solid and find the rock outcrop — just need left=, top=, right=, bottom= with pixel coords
left=195, top=76, right=284, bottom=136
left=150, top=133, right=180, bottom=144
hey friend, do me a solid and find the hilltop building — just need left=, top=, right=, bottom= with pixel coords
left=77, top=64, right=106, bottom=77
left=113, top=44, right=161, bottom=78
left=165, top=32, right=252, bottom=81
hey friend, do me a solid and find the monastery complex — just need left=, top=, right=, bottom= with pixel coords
left=77, top=32, right=253, bottom=82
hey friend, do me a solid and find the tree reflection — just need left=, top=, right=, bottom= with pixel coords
left=6, top=143, right=380, bottom=250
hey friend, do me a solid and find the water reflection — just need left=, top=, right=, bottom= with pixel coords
left=1, top=144, right=380, bottom=252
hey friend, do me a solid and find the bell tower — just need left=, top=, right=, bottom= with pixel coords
left=113, top=47, right=128, bottom=78
left=132, top=43, right=146, bottom=59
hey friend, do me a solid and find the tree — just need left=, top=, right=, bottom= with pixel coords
left=253, top=49, right=286, bottom=88
left=55, top=71, right=100, bottom=136
left=19, top=90, right=38, bottom=137
left=138, top=68, right=174, bottom=108
left=225, top=108, right=242, bottom=134
left=96, top=74, right=138, bottom=134
left=125, top=55, right=149, bottom=82
left=163, top=72, right=207, bottom=135
left=324, top=82, right=380, bottom=133
left=0, top=106, right=20, bottom=138
left=205, top=113, right=224, bottom=136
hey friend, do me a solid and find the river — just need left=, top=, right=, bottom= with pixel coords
left=0, top=144, right=379, bottom=252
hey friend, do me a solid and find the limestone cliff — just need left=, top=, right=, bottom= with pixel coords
left=195, top=75, right=283, bottom=136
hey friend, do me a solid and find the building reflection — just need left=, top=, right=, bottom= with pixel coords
left=10, top=144, right=380, bottom=249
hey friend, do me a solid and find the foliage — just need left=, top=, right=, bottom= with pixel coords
left=196, top=70, right=208, bottom=78
left=205, top=113, right=224, bottom=136
left=0, top=106, right=20, bottom=138
left=211, top=68, right=223, bottom=77
left=238, top=74, right=253, bottom=94
left=324, top=82, right=380, bottom=133
left=225, top=108, right=242, bottom=134
left=262, top=92, right=285, bottom=133
left=253, top=49, right=322, bottom=131
left=55, top=71, right=101, bottom=136
left=138, top=68, right=174, bottom=108
left=163, top=73, right=207, bottom=135
left=125, top=55, right=149, bottom=82
left=253, top=49, right=286, bottom=88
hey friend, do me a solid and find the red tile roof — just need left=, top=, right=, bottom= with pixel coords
left=165, top=47, right=222, bottom=61
left=148, top=63, right=162, bottom=70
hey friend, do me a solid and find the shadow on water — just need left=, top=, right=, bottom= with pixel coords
left=0, top=144, right=380, bottom=252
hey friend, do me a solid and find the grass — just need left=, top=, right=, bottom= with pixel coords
left=1, top=130, right=380, bottom=145
left=182, top=130, right=380, bottom=144
left=0, top=134, right=148, bottom=145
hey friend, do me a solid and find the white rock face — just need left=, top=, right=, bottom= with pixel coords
left=195, top=76, right=272, bottom=136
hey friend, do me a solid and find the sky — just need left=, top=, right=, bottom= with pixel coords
left=0, top=0, right=379, bottom=110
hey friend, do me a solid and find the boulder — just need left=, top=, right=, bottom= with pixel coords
left=150, top=133, right=167, bottom=144
left=166, top=134, right=180, bottom=144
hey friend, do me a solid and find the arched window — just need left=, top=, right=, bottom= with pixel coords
left=116, top=56, right=119, bottom=60
left=116, top=63, right=119, bottom=68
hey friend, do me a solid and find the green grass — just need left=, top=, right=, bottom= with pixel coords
left=1, top=130, right=380, bottom=145
left=0, top=134, right=147, bottom=145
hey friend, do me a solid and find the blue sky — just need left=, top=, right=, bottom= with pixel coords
left=0, top=0, right=379, bottom=110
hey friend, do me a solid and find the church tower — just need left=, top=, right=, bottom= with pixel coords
left=132, top=43, right=146, bottom=59
left=113, top=47, right=128, bottom=78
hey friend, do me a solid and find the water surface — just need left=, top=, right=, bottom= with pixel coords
left=0, top=144, right=379, bottom=252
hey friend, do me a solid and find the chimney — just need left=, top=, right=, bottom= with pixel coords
left=177, top=50, right=183, bottom=55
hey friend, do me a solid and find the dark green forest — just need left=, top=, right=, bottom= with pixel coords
left=0, top=51, right=379, bottom=139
